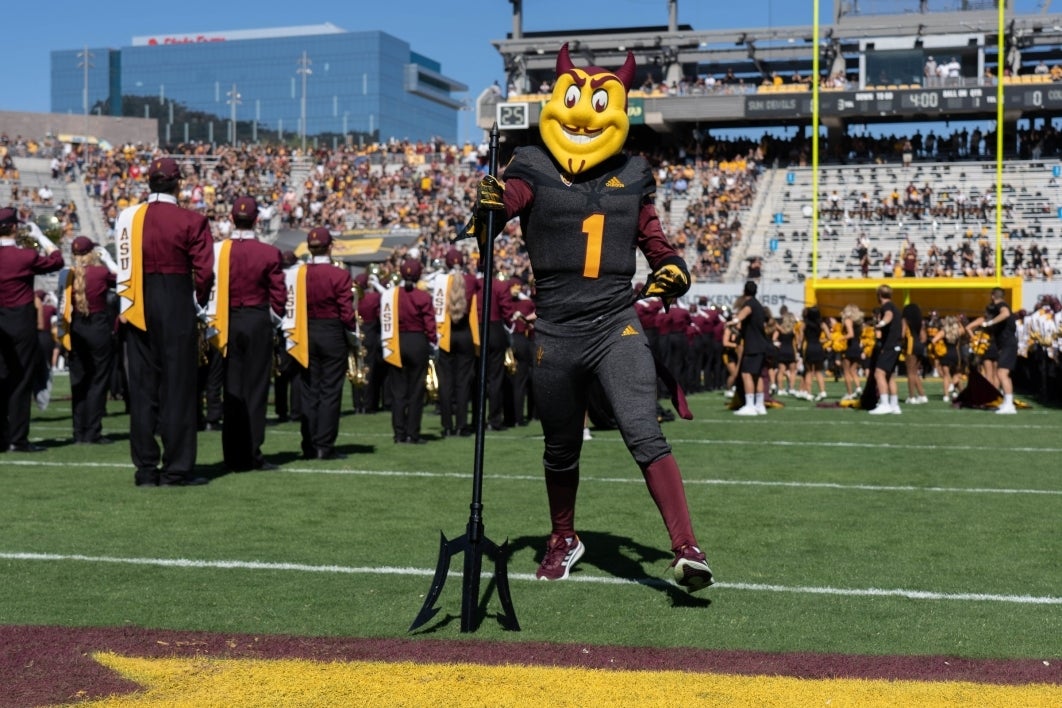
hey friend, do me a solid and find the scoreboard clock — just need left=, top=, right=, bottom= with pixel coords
left=496, top=102, right=530, bottom=130
left=744, top=85, right=1062, bottom=119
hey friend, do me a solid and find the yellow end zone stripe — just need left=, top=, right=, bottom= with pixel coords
left=89, top=653, right=1061, bottom=707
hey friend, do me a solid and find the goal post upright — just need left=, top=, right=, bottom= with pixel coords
left=804, top=0, right=1019, bottom=319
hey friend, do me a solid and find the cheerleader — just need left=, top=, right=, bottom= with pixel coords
left=840, top=304, right=864, bottom=401
left=797, top=306, right=829, bottom=401
left=902, top=303, right=928, bottom=404
left=773, top=311, right=799, bottom=395
left=931, top=316, right=963, bottom=402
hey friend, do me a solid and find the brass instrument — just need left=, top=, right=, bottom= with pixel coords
left=15, top=223, right=40, bottom=250
left=197, top=321, right=212, bottom=366
left=347, top=347, right=370, bottom=387
left=425, top=356, right=440, bottom=402
left=272, top=332, right=284, bottom=379
left=17, top=215, right=60, bottom=249
left=504, top=345, right=518, bottom=375
left=194, top=305, right=221, bottom=366
left=345, top=316, right=370, bottom=387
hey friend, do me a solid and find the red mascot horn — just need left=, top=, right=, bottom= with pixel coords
left=556, top=42, right=574, bottom=78
left=614, top=51, right=636, bottom=92
left=556, top=42, right=636, bottom=92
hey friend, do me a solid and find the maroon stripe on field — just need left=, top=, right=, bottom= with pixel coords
left=1, top=625, right=1058, bottom=707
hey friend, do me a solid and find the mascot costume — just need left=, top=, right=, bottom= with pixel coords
left=471, top=43, right=714, bottom=592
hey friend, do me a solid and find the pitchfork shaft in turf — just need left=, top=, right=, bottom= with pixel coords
left=409, top=123, right=519, bottom=634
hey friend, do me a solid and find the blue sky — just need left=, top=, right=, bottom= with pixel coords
left=0, top=1, right=1040, bottom=141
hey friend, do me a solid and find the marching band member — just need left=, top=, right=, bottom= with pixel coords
left=209, top=196, right=285, bottom=471
left=61, top=236, right=117, bottom=444
left=117, top=156, right=214, bottom=486
left=292, top=227, right=356, bottom=459
left=382, top=258, right=437, bottom=443
left=432, top=248, right=479, bottom=437
left=0, top=208, right=64, bottom=452
left=509, top=276, right=536, bottom=426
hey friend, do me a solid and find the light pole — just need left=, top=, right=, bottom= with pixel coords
left=296, top=51, right=312, bottom=152
left=77, top=45, right=94, bottom=135
left=227, top=83, right=242, bottom=144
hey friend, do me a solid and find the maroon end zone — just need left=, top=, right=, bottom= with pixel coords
left=1, top=625, right=1058, bottom=707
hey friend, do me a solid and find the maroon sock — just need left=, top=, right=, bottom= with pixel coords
left=642, top=455, right=697, bottom=552
left=544, top=468, right=579, bottom=536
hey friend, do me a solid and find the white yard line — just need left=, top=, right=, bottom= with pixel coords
left=4, top=459, right=1059, bottom=495
left=1, top=551, right=1058, bottom=605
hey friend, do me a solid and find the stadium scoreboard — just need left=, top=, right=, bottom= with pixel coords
left=743, top=84, right=1062, bottom=119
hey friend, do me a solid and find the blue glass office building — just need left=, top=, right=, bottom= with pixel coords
left=50, top=23, right=467, bottom=145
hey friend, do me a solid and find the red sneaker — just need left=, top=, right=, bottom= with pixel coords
left=670, top=545, right=714, bottom=592
left=535, top=533, right=585, bottom=581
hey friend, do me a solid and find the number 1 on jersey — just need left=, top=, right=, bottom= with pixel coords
left=582, top=213, right=604, bottom=278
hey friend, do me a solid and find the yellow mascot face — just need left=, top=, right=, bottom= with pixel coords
left=539, top=43, right=635, bottom=175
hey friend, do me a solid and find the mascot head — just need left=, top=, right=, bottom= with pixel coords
left=539, top=42, right=635, bottom=175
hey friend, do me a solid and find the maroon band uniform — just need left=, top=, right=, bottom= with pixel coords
left=300, top=254, right=357, bottom=460
left=68, top=249, right=117, bottom=444
left=0, top=229, right=64, bottom=451
left=390, top=260, right=437, bottom=443
left=122, top=190, right=214, bottom=486
left=221, top=228, right=285, bottom=471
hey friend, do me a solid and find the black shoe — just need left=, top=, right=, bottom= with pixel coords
left=91, top=436, right=114, bottom=445
left=515, top=419, right=529, bottom=427
left=440, top=427, right=455, bottom=438
left=9, top=442, right=45, bottom=453
left=159, top=476, right=209, bottom=487
left=317, top=450, right=347, bottom=460
left=458, top=427, right=474, bottom=437
left=135, top=478, right=159, bottom=487
left=488, top=423, right=508, bottom=432
left=201, top=421, right=222, bottom=432
left=405, top=436, right=427, bottom=445
left=255, top=461, right=279, bottom=471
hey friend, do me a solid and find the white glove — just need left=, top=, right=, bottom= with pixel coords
left=28, top=223, right=58, bottom=254
left=97, top=246, right=118, bottom=274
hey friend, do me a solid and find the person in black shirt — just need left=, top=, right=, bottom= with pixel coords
left=869, top=284, right=903, bottom=415
left=966, top=288, right=1018, bottom=414
left=731, top=280, right=769, bottom=415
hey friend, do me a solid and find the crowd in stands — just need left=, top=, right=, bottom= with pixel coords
left=2, top=132, right=767, bottom=286
left=5, top=123, right=1062, bottom=286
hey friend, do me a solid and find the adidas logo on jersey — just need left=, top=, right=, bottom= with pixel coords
left=621, top=324, right=639, bottom=336
left=606, top=176, right=625, bottom=188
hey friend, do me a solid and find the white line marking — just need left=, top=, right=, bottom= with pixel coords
left=3, top=551, right=1057, bottom=605
left=4, top=460, right=1059, bottom=495
left=674, top=438, right=1062, bottom=453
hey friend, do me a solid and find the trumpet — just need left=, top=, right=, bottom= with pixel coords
left=425, top=356, right=439, bottom=403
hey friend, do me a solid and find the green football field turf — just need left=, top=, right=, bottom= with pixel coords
left=2, top=373, right=1059, bottom=660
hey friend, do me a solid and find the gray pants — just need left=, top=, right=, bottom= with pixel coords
left=533, top=308, right=671, bottom=472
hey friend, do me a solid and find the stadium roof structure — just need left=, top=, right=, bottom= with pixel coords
left=480, top=2, right=1062, bottom=138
